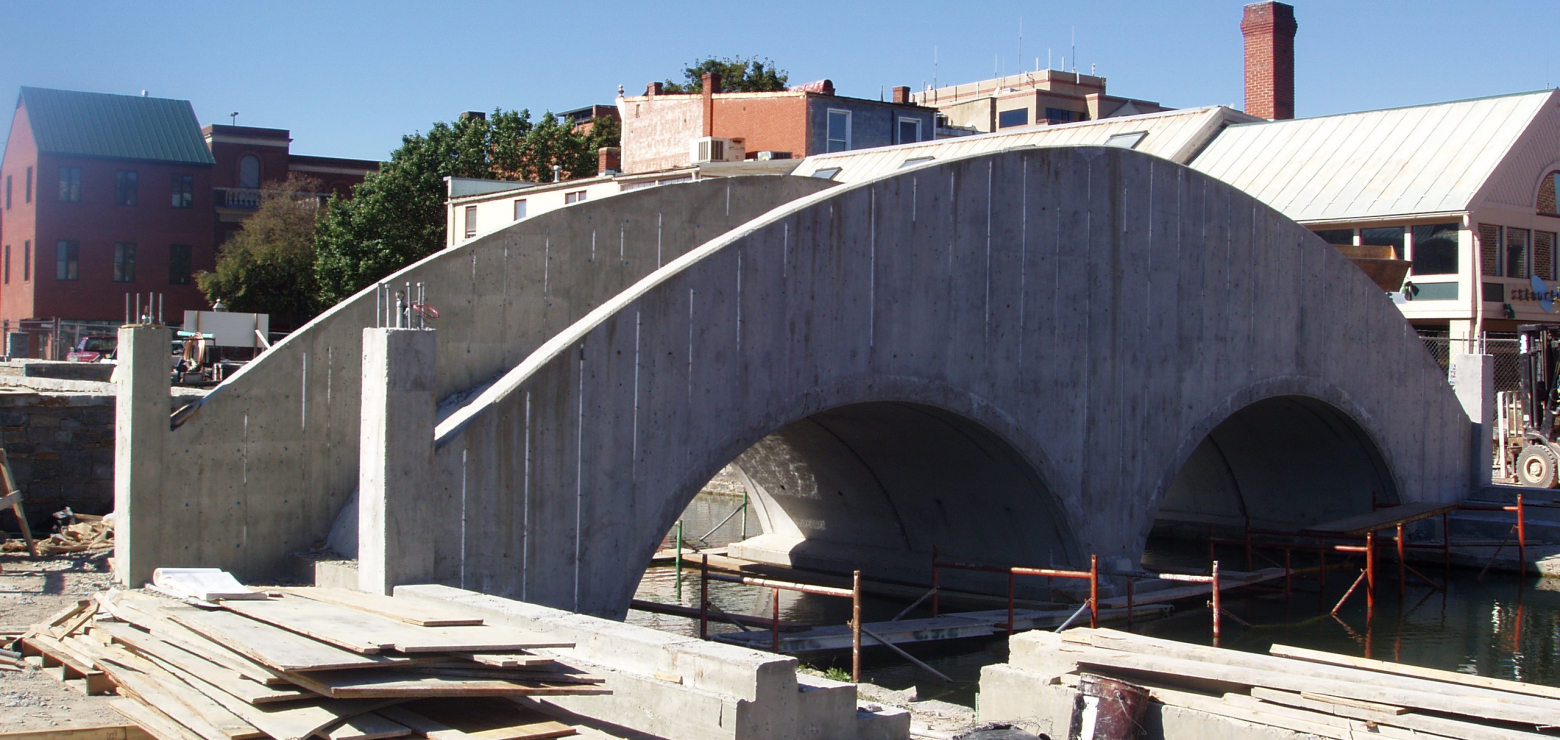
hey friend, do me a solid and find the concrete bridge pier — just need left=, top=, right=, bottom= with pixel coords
left=358, top=327, right=438, bottom=595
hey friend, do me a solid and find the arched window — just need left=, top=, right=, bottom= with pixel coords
left=1540, top=171, right=1560, bottom=217
left=238, top=155, right=261, bottom=189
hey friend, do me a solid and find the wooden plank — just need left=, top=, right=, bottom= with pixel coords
left=379, top=704, right=574, bottom=740
left=221, top=597, right=572, bottom=655
left=1300, top=501, right=1458, bottom=535
left=1219, top=693, right=1452, bottom=740
left=281, top=588, right=484, bottom=628
left=395, top=667, right=602, bottom=685
left=0, top=449, right=37, bottom=556
left=1071, top=628, right=1560, bottom=711
left=1096, top=568, right=1287, bottom=609
left=319, top=714, right=412, bottom=740
left=284, top=669, right=611, bottom=700
left=451, top=654, right=554, bottom=669
left=169, top=608, right=433, bottom=672
left=1270, top=643, right=1560, bottom=702
left=98, top=662, right=262, bottom=740
left=98, top=601, right=296, bottom=687
left=103, top=624, right=311, bottom=705
left=110, top=699, right=206, bottom=740
left=401, top=699, right=576, bottom=740
left=1135, top=681, right=1350, bottom=740
left=164, top=662, right=400, bottom=740
left=1068, top=647, right=1560, bottom=727
left=0, top=726, right=154, bottom=740
left=1250, top=688, right=1552, bottom=740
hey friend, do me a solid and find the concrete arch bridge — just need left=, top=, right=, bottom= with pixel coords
left=118, top=147, right=1474, bottom=618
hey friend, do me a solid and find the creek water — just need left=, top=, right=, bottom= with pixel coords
left=630, top=491, right=1560, bottom=707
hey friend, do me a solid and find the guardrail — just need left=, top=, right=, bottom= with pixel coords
left=931, top=546, right=1099, bottom=633
left=695, top=555, right=863, bottom=682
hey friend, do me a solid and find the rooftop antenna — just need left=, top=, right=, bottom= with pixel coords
left=1017, top=18, right=1023, bottom=77
left=1092, top=63, right=1097, bottom=76
left=1049, top=49, right=1053, bottom=70
left=230, top=112, right=239, bottom=125
left=1071, top=27, right=1076, bottom=72
left=140, top=90, right=148, bottom=97
left=934, top=45, right=938, bottom=90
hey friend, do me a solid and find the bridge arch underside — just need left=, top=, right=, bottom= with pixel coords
left=1152, top=395, right=1400, bottom=542
left=428, top=146, right=1473, bottom=619
left=726, top=401, right=1080, bottom=587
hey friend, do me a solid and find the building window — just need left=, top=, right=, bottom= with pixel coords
left=23, top=167, right=30, bottom=203
left=1311, top=228, right=1355, bottom=246
left=169, top=244, right=192, bottom=284
left=897, top=117, right=922, bottom=144
left=1507, top=227, right=1531, bottom=278
left=564, top=191, right=587, bottom=205
left=998, top=109, right=1029, bottom=129
left=1105, top=131, right=1149, bottom=149
left=1361, top=226, right=1406, bottom=260
left=58, top=167, right=81, bottom=202
left=1411, top=223, right=1459, bottom=276
left=172, top=174, right=194, bottom=208
left=3, top=245, right=9, bottom=284
left=513, top=199, right=527, bottom=220
left=55, top=240, right=78, bottom=280
left=239, top=155, right=261, bottom=189
left=113, top=243, right=136, bottom=282
left=115, top=170, right=139, bottom=206
left=464, top=206, right=477, bottom=238
left=1044, top=108, right=1077, bottom=123
left=1536, top=231, right=1557, bottom=281
left=23, top=241, right=29, bottom=280
left=1539, top=172, right=1559, bottom=217
left=826, top=109, right=851, bottom=152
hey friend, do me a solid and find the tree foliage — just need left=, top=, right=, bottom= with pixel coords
left=314, top=109, right=620, bottom=305
left=197, top=175, right=323, bottom=326
left=662, top=56, right=789, bottom=93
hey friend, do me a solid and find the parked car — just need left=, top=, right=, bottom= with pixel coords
left=65, top=335, right=116, bottom=362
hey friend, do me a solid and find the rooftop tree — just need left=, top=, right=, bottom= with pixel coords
left=661, top=56, right=790, bottom=93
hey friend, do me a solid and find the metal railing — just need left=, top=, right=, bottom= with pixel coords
left=930, top=545, right=1099, bottom=633
left=214, top=187, right=330, bottom=210
left=694, top=555, right=863, bottom=682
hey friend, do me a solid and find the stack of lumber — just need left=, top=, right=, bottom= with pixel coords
left=13, top=586, right=609, bottom=740
left=1042, top=627, right=1560, bottom=740
left=2, top=514, right=112, bottom=555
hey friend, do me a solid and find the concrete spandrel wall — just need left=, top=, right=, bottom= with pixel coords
left=430, top=146, right=1473, bottom=617
left=153, top=176, right=836, bottom=579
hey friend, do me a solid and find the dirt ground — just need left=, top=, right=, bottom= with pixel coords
left=0, top=551, right=128, bottom=732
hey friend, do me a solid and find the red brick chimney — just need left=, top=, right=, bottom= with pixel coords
left=701, top=73, right=721, bottom=137
left=1241, top=1, right=1297, bottom=120
left=598, top=147, right=621, bottom=175
left=646, top=82, right=663, bottom=96
left=891, top=86, right=911, bottom=104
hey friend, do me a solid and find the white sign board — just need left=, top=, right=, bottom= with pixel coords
left=183, top=310, right=269, bottom=349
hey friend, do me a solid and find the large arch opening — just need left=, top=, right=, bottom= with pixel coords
left=1151, top=395, right=1400, bottom=546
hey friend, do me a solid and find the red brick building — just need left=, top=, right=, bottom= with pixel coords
left=0, top=87, right=377, bottom=344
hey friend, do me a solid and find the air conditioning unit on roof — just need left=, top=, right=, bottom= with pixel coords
left=691, top=136, right=746, bottom=163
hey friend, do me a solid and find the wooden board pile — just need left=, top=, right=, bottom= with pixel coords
left=1042, top=627, right=1560, bottom=740
left=9, top=586, right=610, bottom=740
left=1, top=514, right=113, bottom=555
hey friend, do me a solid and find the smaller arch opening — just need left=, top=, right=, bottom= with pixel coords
left=238, top=154, right=261, bottom=189
left=1150, top=395, right=1398, bottom=551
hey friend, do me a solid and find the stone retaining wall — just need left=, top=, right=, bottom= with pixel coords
left=0, top=392, right=116, bottom=533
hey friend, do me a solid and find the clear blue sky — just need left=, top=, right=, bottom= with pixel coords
left=4, top=1, right=1558, bottom=162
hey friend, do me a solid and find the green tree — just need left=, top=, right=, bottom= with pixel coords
left=661, top=56, right=789, bottom=93
left=314, top=108, right=613, bottom=305
left=197, top=175, right=324, bottom=326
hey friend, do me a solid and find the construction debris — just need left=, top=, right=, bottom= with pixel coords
left=1022, top=627, right=1560, bottom=740
left=3, top=513, right=112, bottom=555
left=5, top=578, right=608, bottom=740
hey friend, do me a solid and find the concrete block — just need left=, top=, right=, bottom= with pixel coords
left=794, top=673, right=856, bottom=740
left=977, top=664, right=1074, bottom=739
left=853, top=705, right=911, bottom=740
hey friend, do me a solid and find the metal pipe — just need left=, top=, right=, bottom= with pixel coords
left=1517, top=494, right=1526, bottom=577
left=891, top=588, right=937, bottom=622
left=1089, top=555, right=1098, bottom=629
left=1397, top=523, right=1406, bottom=598
left=859, top=624, right=951, bottom=682
left=699, top=554, right=709, bottom=640
left=771, top=588, right=780, bottom=653
left=1366, top=531, right=1375, bottom=609
left=1006, top=570, right=1015, bottom=634
left=1210, top=560, right=1221, bottom=646
left=851, top=570, right=862, bottom=684
left=1054, top=601, right=1091, bottom=632
left=705, top=573, right=854, bottom=598
left=675, top=520, right=683, bottom=601
left=697, top=500, right=748, bottom=542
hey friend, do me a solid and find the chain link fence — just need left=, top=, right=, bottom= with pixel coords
left=1418, top=332, right=1522, bottom=393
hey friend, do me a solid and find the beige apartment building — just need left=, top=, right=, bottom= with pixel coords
left=911, top=69, right=1169, bottom=135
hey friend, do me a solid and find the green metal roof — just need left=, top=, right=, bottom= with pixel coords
left=19, top=87, right=215, bottom=165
